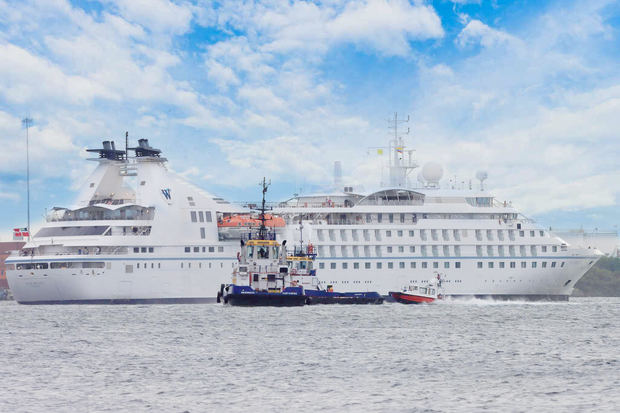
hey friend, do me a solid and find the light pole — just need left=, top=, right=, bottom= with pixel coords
left=22, top=117, right=32, bottom=242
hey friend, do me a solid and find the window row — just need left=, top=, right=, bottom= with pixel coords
left=184, top=246, right=224, bottom=253
left=318, top=228, right=549, bottom=242
left=477, top=261, right=565, bottom=269
left=133, top=247, right=155, bottom=253
left=319, top=261, right=463, bottom=270
left=190, top=210, right=213, bottom=223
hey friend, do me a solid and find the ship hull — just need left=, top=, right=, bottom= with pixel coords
left=6, top=252, right=598, bottom=304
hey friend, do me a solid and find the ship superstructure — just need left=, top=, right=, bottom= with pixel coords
left=6, top=138, right=246, bottom=303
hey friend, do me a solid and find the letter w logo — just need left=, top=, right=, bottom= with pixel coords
left=161, top=188, right=171, bottom=200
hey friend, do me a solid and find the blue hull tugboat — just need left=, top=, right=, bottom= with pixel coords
left=219, top=178, right=306, bottom=307
left=219, top=237, right=306, bottom=307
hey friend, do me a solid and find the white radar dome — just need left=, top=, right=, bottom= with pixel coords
left=422, top=162, right=444, bottom=184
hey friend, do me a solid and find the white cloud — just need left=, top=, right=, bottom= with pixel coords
left=252, top=0, right=444, bottom=57
left=106, top=0, right=193, bottom=35
left=456, top=19, right=520, bottom=48
left=210, top=136, right=330, bottom=186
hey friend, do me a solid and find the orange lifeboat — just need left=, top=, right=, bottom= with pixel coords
left=218, top=214, right=285, bottom=228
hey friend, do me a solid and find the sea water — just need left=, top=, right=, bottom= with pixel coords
left=1, top=298, right=618, bottom=412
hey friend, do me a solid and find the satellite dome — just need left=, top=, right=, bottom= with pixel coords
left=422, top=162, right=443, bottom=185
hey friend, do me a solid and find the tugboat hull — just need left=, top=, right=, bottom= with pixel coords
left=222, top=285, right=306, bottom=307
left=389, top=291, right=435, bottom=304
left=305, top=290, right=383, bottom=305
left=225, top=293, right=306, bottom=307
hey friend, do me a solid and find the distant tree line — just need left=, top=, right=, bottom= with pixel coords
left=573, top=256, right=620, bottom=297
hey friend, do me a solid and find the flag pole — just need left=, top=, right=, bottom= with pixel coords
left=22, top=117, right=33, bottom=242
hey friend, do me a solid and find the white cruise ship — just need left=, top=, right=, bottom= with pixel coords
left=271, top=119, right=603, bottom=301
left=6, top=139, right=246, bottom=304
left=6, top=130, right=602, bottom=303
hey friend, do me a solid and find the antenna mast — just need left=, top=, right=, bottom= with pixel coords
left=125, top=131, right=128, bottom=162
left=22, top=117, right=33, bottom=241
left=258, top=177, right=271, bottom=240
left=386, top=112, right=416, bottom=187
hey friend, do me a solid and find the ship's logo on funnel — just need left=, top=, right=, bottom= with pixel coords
left=161, top=188, right=171, bottom=200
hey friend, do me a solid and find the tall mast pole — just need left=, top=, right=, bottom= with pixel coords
left=22, top=117, right=33, bottom=242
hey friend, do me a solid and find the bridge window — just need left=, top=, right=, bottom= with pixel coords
left=190, top=211, right=197, bottom=222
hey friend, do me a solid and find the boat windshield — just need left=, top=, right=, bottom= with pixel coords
left=247, top=245, right=277, bottom=259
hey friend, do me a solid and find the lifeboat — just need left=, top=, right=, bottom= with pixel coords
left=218, top=214, right=285, bottom=228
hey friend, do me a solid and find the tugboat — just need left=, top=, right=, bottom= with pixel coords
left=389, top=273, right=443, bottom=304
left=219, top=178, right=306, bottom=307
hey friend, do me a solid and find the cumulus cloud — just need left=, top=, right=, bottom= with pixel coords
left=456, top=19, right=520, bottom=48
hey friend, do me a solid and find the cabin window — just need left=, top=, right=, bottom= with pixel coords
left=148, top=247, right=154, bottom=253
left=519, top=230, right=524, bottom=237
left=433, top=262, right=439, bottom=269
left=542, top=246, right=547, bottom=252
left=319, top=263, right=325, bottom=269
left=218, top=246, right=224, bottom=253
left=561, top=262, right=565, bottom=267
left=388, top=262, right=393, bottom=269
left=181, top=263, right=184, bottom=268
left=158, top=263, right=161, bottom=269
left=399, top=262, right=405, bottom=269
left=365, top=263, right=371, bottom=269
left=499, top=262, right=505, bottom=268
left=377, top=213, right=382, bottom=223
left=409, top=230, right=414, bottom=237
left=198, top=211, right=204, bottom=222
left=133, top=247, right=139, bottom=253
left=397, top=230, right=403, bottom=237
left=510, top=262, right=516, bottom=268
left=387, top=246, right=393, bottom=253
left=410, top=246, right=415, bottom=253
left=521, top=262, right=527, bottom=268
left=540, top=230, right=545, bottom=236
left=410, top=262, right=416, bottom=269
left=422, top=262, right=427, bottom=269
left=190, top=211, right=197, bottom=222
left=552, top=246, right=558, bottom=252
left=530, top=230, right=535, bottom=237
left=137, top=263, right=140, bottom=269
left=388, top=213, right=394, bottom=223
left=532, top=262, right=537, bottom=268
left=444, top=262, right=450, bottom=269
left=125, top=265, right=133, bottom=273
left=455, top=262, right=461, bottom=269
left=205, top=212, right=212, bottom=222
left=193, top=247, right=199, bottom=253
left=386, top=230, right=391, bottom=237
left=330, top=263, right=336, bottom=269
left=477, top=262, right=483, bottom=268
left=200, top=228, right=206, bottom=239
left=184, top=247, right=190, bottom=253
left=141, top=247, right=146, bottom=253
left=342, top=263, right=348, bottom=269
left=488, top=262, right=494, bottom=268
left=353, top=262, right=360, bottom=269
left=209, top=247, right=215, bottom=253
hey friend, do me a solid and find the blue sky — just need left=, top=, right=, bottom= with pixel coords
left=0, top=0, right=619, bottom=239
